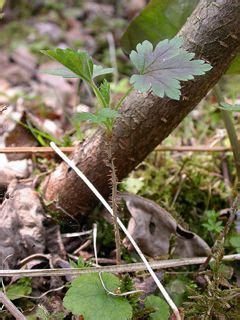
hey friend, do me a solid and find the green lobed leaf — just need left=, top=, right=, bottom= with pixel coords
left=63, top=273, right=132, bottom=320
left=40, top=48, right=94, bottom=83
left=99, top=79, right=111, bottom=106
left=74, top=112, right=99, bottom=123
left=5, top=278, right=32, bottom=300
left=130, top=37, right=212, bottom=100
left=97, top=108, right=119, bottom=120
left=40, top=68, right=79, bottom=78
left=145, top=295, right=170, bottom=320
left=41, top=65, right=114, bottom=79
left=218, top=102, right=240, bottom=112
left=74, top=108, right=119, bottom=126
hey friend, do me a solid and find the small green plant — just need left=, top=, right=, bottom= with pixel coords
left=202, top=210, right=223, bottom=234
left=63, top=273, right=133, bottom=320
left=69, top=256, right=92, bottom=269
left=41, top=38, right=211, bottom=319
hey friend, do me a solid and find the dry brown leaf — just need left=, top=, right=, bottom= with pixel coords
left=121, top=193, right=210, bottom=258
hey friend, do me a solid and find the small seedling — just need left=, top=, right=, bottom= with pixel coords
left=42, top=37, right=211, bottom=319
left=202, top=210, right=223, bottom=234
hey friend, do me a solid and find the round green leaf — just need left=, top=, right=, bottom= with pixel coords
left=63, top=273, right=132, bottom=320
left=145, top=295, right=170, bottom=320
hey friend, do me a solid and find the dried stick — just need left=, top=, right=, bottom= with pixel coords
left=0, top=291, right=26, bottom=320
left=0, top=254, right=239, bottom=278
left=0, top=145, right=233, bottom=154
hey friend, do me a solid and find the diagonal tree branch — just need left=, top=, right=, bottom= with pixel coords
left=42, top=0, right=240, bottom=217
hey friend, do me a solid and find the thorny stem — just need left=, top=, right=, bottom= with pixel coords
left=114, top=87, right=133, bottom=110
left=200, top=193, right=240, bottom=271
left=105, top=134, right=121, bottom=265
left=214, top=84, right=240, bottom=190
left=50, top=142, right=181, bottom=320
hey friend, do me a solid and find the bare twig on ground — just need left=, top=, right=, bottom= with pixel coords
left=1, top=254, right=239, bottom=278
left=0, top=291, right=26, bottom=320
left=0, top=145, right=234, bottom=154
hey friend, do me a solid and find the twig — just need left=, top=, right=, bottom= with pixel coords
left=61, top=230, right=92, bottom=238
left=21, top=285, right=65, bottom=300
left=74, top=239, right=92, bottom=255
left=18, top=254, right=51, bottom=268
left=0, top=255, right=239, bottom=278
left=50, top=142, right=181, bottom=319
left=0, top=291, right=26, bottom=320
left=0, top=145, right=234, bottom=154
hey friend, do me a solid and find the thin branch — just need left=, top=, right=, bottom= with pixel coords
left=0, top=145, right=233, bottom=154
left=0, top=254, right=239, bottom=278
left=0, top=291, right=26, bottom=320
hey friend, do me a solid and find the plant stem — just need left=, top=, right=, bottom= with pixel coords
left=114, top=87, right=133, bottom=110
left=214, top=84, right=240, bottom=190
left=91, top=82, right=107, bottom=108
left=105, top=134, right=121, bottom=265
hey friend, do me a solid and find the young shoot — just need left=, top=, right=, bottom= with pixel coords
left=42, top=37, right=211, bottom=319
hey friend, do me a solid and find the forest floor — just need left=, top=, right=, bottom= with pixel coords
left=0, top=1, right=240, bottom=319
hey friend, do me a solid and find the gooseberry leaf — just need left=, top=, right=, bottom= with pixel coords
left=130, top=37, right=212, bottom=100
left=145, top=295, right=170, bottom=320
left=63, top=273, right=132, bottom=320
left=219, top=102, right=240, bottom=112
left=41, top=48, right=94, bottom=83
left=40, top=67, right=79, bottom=78
left=41, top=65, right=114, bottom=79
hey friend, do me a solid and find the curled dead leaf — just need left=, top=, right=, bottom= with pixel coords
left=121, top=193, right=210, bottom=258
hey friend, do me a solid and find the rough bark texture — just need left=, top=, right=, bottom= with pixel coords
left=43, top=0, right=240, bottom=217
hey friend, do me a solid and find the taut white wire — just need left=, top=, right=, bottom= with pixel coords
left=50, top=142, right=180, bottom=319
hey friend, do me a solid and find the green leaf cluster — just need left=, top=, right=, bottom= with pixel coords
left=74, top=108, right=119, bottom=133
left=202, top=210, right=223, bottom=234
left=4, top=278, right=32, bottom=300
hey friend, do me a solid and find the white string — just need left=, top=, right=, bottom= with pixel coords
left=50, top=142, right=181, bottom=319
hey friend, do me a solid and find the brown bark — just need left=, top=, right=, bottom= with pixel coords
left=42, top=0, right=240, bottom=217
